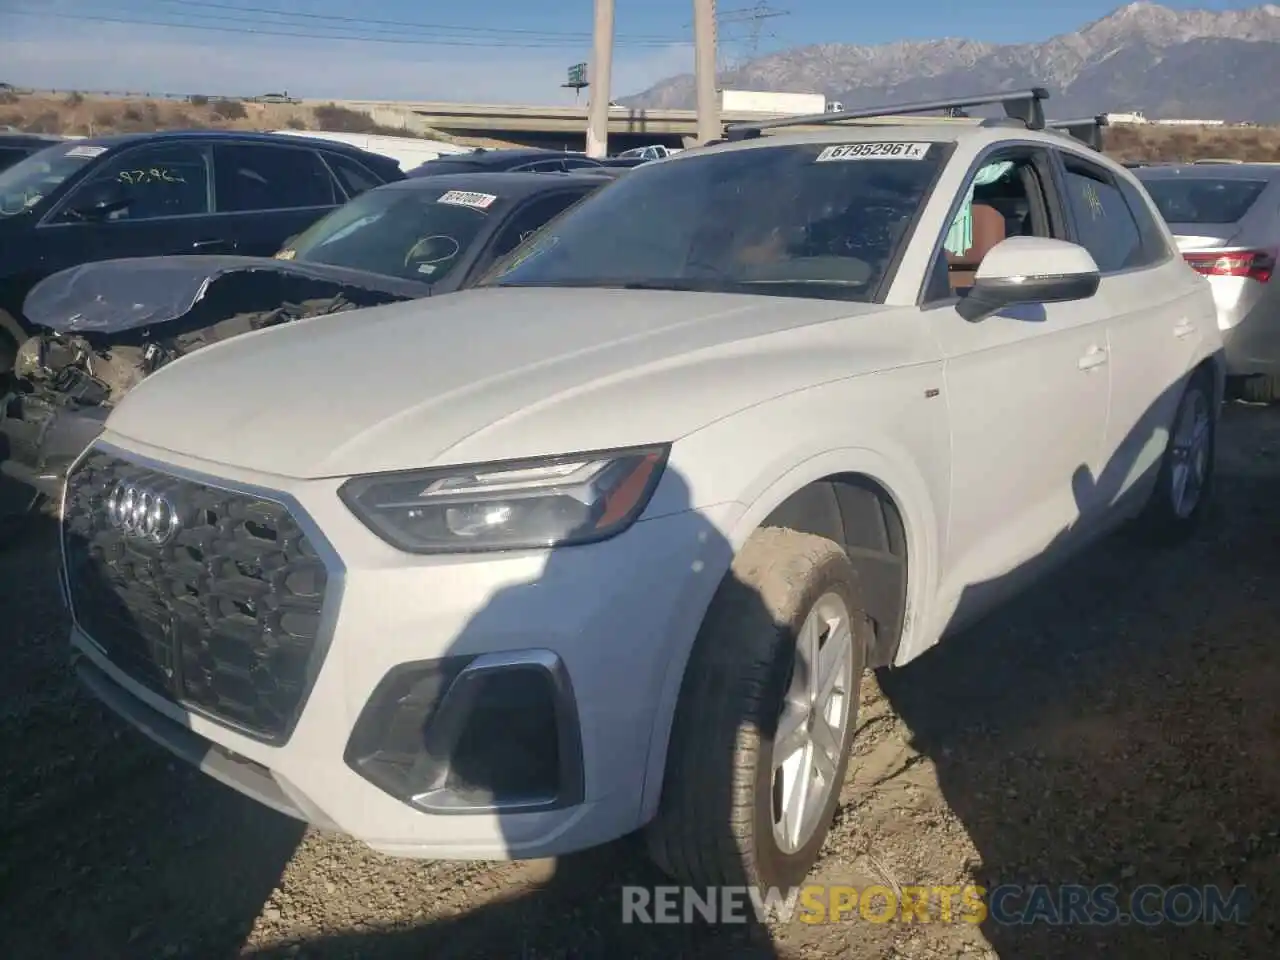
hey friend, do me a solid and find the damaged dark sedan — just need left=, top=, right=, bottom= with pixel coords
left=0, top=170, right=616, bottom=520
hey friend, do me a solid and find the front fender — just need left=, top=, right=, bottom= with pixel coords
left=635, top=374, right=950, bottom=823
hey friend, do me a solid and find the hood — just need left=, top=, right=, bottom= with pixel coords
left=23, top=255, right=433, bottom=334
left=104, top=286, right=902, bottom=479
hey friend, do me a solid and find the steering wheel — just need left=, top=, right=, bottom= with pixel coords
left=404, top=234, right=461, bottom=271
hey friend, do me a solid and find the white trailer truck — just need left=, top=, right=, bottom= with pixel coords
left=718, top=89, right=829, bottom=115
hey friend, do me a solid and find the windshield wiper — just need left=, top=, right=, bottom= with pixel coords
left=493, top=278, right=742, bottom=293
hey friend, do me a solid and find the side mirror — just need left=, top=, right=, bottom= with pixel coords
left=957, top=237, right=1101, bottom=323
left=66, top=180, right=130, bottom=222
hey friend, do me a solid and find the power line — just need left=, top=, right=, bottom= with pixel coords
left=135, top=0, right=679, bottom=42
left=7, top=8, right=687, bottom=49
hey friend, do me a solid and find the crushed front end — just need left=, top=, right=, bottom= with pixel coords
left=1, top=297, right=359, bottom=505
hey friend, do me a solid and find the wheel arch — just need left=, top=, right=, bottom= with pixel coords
left=1195, top=347, right=1226, bottom=409
left=636, top=447, right=942, bottom=824
left=754, top=472, right=909, bottom=670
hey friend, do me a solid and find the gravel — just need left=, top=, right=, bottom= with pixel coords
left=2, top=402, right=1277, bottom=959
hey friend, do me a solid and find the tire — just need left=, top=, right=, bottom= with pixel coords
left=1134, top=368, right=1216, bottom=545
left=1238, top=375, right=1279, bottom=404
left=645, top=527, right=870, bottom=890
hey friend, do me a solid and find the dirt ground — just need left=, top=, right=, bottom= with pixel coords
left=2, top=403, right=1278, bottom=959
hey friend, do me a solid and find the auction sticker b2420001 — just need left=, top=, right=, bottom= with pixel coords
left=815, top=142, right=931, bottom=162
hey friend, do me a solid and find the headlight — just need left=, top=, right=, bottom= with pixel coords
left=338, top=445, right=669, bottom=553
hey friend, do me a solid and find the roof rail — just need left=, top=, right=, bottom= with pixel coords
left=723, top=88, right=1050, bottom=141
left=1044, top=115, right=1108, bottom=151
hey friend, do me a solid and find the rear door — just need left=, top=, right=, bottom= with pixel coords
left=1055, top=150, right=1204, bottom=516
left=210, top=141, right=345, bottom=256
left=37, top=140, right=216, bottom=275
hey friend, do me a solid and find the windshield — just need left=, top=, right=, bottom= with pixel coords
left=480, top=140, right=946, bottom=301
left=1138, top=177, right=1269, bottom=225
left=283, top=185, right=500, bottom=283
left=0, top=141, right=106, bottom=216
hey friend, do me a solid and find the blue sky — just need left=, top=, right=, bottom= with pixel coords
left=0, top=0, right=1266, bottom=103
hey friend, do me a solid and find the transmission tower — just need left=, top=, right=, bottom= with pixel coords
left=718, top=2, right=790, bottom=66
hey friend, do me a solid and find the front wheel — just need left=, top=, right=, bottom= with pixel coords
left=645, top=527, right=869, bottom=890
left=1236, top=375, right=1280, bottom=404
left=1134, top=369, right=1216, bottom=545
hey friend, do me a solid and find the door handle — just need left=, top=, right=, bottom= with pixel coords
left=191, top=238, right=234, bottom=252
left=1173, top=319, right=1195, bottom=339
left=1078, top=346, right=1108, bottom=371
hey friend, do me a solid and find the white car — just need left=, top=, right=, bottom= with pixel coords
left=62, top=89, right=1222, bottom=892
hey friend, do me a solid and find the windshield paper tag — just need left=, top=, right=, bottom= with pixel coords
left=274, top=249, right=296, bottom=260
left=437, top=190, right=497, bottom=209
left=66, top=144, right=108, bottom=158
left=815, top=142, right=931, bottom=162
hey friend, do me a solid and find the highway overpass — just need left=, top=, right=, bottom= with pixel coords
left=305, top=99, right=979, bottom=151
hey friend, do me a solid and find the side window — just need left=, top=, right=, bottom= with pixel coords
left=1060, top=157, right=1145, bottom=273
left=489, top=192, right=587, bottom=259
left=1117, top=176, right=1172, bottom=265
left=213, top=144, right=338, bottom=212
left=59, top=143, right=211, bottom=222
left=323, top=152, right=384, bottom=199
left=518, top=159, right=566, bottom=173
left=561, top=158, right=599, bottom=171
left=925, top=152, right=1053, bottom=303
left=0, top=147, right=29, bottom=172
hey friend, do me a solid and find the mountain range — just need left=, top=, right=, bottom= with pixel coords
left=620, top=2, right=1280, bottom=123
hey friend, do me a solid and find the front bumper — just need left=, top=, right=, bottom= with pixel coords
left=67, top=439, right=738, bottom=860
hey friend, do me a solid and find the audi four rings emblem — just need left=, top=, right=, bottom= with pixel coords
left=104, top=482, right=180, bottom=544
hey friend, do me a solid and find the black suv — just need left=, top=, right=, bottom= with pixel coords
left=0, top=130, right=403, bottom=375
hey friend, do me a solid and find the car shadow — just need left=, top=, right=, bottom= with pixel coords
left=12, top=348, right=1277, bottom=959
left=0, top=512, right=307, bottom=960
left=242, top=462, right=786, bottom=958
left=876, top=364, right=1279, bottom=955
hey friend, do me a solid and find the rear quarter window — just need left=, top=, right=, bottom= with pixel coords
left=323, top=152, right=384, bottom=198
left=1117, top=176, right=1174, bottom=263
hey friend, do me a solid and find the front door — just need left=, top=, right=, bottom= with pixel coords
left=923, top=146, right=1112, bottom=631
left=36, top=141, right=219, bottom=277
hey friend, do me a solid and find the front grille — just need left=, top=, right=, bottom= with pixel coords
left=62, top=450, right=332, bottom=742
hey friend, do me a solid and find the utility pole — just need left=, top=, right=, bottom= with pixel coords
left=693, top=0, right=720, bottom=144
left=585, top=0, right=615, bottom=158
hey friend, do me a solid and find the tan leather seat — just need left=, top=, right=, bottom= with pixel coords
left=946, top=202, right=1007, bottom=289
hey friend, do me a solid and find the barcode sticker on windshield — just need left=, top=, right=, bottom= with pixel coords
left=815, top=142, right=931, bottom=162
left=437, top=190, right=497, bottom=209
